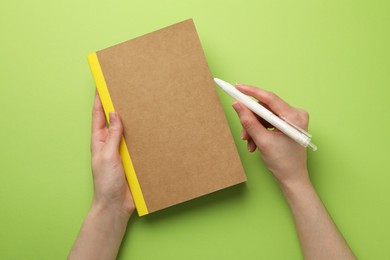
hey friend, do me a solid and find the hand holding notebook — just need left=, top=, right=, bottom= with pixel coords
left=88, top=19, right=246, bottom=216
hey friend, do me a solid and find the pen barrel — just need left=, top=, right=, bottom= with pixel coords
left=215, top=78, right=314, bottom=149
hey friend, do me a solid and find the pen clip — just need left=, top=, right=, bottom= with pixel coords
left=280, top=116, right=312, bottom=138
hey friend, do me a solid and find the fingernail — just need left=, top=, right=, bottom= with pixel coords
left=232, top=102, right=241, bottom=112
left=109, top=112, right=116, bottom=123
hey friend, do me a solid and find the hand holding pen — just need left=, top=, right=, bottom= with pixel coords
left=223, top=80, right=355, bottom=260
left=214, top=78, right=316, bottom=151
left=225, top=81, right=311, bottom=185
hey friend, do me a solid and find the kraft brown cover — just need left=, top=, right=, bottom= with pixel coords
left=95, top=19, right=246, bottom=214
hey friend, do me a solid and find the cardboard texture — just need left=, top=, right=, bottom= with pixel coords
left=91, top=19, right=246, bottom=214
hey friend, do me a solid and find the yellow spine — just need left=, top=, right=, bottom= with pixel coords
left=87, top=52, right=148, bottom=216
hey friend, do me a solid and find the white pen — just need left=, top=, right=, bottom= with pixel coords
left=214, top=78, right=317, bottom=151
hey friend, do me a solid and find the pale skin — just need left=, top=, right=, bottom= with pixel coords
left=69, top=86, right=355, bottom=260
left=68, top=93, right=134, bottom=260
left=232, top=84, right=355, bottom=260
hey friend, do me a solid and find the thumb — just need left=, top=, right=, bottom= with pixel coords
left=106, top=112, right=124, bottom=153
left=232, top=102, right=268, bottom=147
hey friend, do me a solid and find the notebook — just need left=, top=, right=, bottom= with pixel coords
left=87, top=19, right=246, bottom=216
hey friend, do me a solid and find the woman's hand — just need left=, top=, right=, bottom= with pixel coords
left=69, top=92, right=134, bottom=260
left=91, top=92, right=135, bottom=216
left=232, top=83, right=309, bottom=187
left=232, top=84, right=355, bottom=259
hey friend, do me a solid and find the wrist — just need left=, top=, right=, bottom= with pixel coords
left=70, top=199, right=130, bottom=260
left=278, top=171, right=313, bottom=200
left=90, top=200, right=132, bottom=223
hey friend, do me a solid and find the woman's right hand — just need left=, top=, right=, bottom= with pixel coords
left=232, top=84, right=310, bottom=187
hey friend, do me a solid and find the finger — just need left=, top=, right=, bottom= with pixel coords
left=241, top=128, right=249, bottom=140
left=232, top=101, right=268, bottom=147
left=236, top=84, right=294, bottom=118
left=92, top=91, right=106, bottom=132
left=247, top=138, right=257, bottom=152
left=91, top=91, right=107, bottom=152
left=105, top=112, right=124, bottom=154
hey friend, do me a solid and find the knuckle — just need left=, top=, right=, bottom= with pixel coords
left=109, top=124, right=123, bottom=133
left=294, top=108, right=310, bottom=127
left=299, top=108, right=309, bottom=118
left=240, top=116, right=254, bottom=131
left=266, top=91, right=278, bottom=102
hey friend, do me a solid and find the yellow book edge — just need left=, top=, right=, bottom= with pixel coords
left=87, top=52, right=149, bottom=216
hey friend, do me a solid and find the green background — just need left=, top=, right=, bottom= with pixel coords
left=1, top=0, right=389, bottom=259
